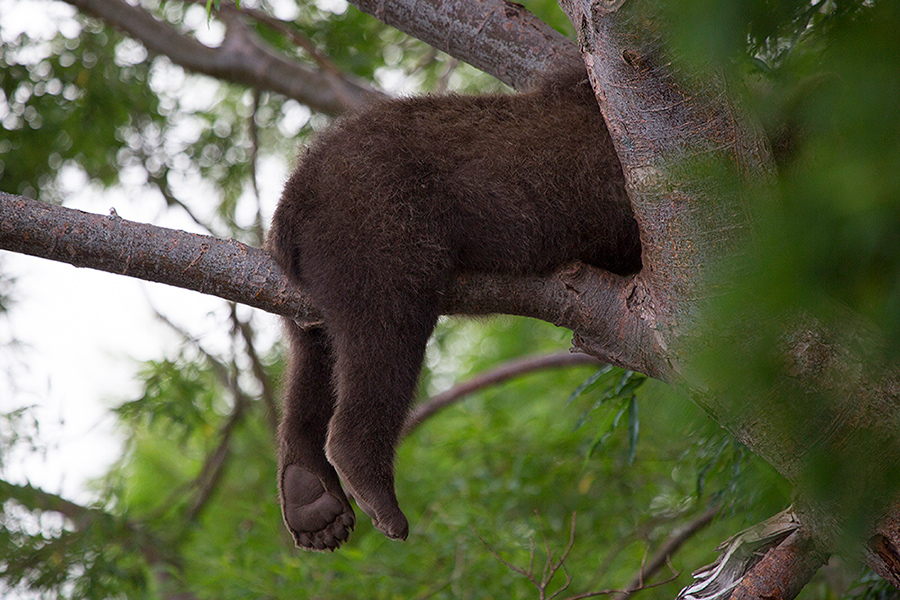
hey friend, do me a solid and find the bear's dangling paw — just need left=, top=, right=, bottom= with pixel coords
left=281, top=464, right=355, bottom=551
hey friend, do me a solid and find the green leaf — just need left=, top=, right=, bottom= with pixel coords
left=566, top=364, right=615, bottom=406
left=627, top=396, right=639, bottom=465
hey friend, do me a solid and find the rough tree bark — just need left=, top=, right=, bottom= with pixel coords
left=2, top=0, right=900, bottom=596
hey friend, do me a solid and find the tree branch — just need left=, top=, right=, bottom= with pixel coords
left=615, top=504, right=720, bottom=600
left=213, top=1, right=347, bottom=79
left=19, top=0, right=900, bottom=588
left=183, top=390, right=245, bottom=525
left=477, top=512, right=682, bottom=600
left=0, top=192, right=317, bottom=323
left=63, top=0, right=383, bottom=114
left=346, top=0, right=582, bottom=90
left=475, top=512, right=580, bottom=600
left=402, top=352, right=602, bottom=437
left=728, top=530, right=830, bottom=600
left=553, top=0, right=772, bottom=369
left=232, top=309, right=280, bottom=433
left=145, top=305, right=252, bottom=524
left=66, top=0, right=583, bottom=114
left=549, top=2, right=900, bottom=589
left=0, top=192, right=654, bottom=375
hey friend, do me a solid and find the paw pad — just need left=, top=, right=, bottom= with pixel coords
left=282, top=464, right=355, bottom=551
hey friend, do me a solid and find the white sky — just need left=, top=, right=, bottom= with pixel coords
left=0, top=185, right=284, bottom=506
left=0, top=0, right=296, bottom=506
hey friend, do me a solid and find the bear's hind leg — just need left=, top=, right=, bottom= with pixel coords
left=278, top=322, right=355, bottom=551
left=325, top=296, right=439, bottom=542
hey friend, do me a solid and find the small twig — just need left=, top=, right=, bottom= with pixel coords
left=436, top=57, right=458, bottom=94
left=565, top=564, right=680, bottom=600
left=146, top=169, right=222, bottom=238
left=144, top=302, right=252, bottom=525
left=147, top=302, right=232, bottom=385
left=209, top=0, right=369, bottom=110
left=546, top=512, right=579, bottom=600
left=476, top=529, right=532, bottom=579
left=215, top=1, right=345, bottom=77
left=528, top=537, right=538, bottom=581
left=475, top=512, right=579, bottom=600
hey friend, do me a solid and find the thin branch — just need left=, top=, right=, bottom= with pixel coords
left=0, top=192, right=317, bottom=324
left=213, top=1, right=346, bottom=79
left=593, top=512, right=681, bottom=581
left=144, top=305, right=249, bottom=524
left=476, top=531, right=533, bottom=579
left=247, top=88, right=265, bottom=245
left=147, top=171, right=220, bottom=237
left=436, top=57, right=459, bottom=94
left=402, top=353, right=602, bottom=437
left=67, top=0, right=581, bottom=117
left=149, top=302, right=233, bottom=385
left=183, top=389, right=246, bottom=524
left=232, top=308, right=280, bottom=433
left=615, top=504, right=720, bottom=600
left=545, top=512, right=578, bottom=600
left=474, top=512, right=576, bottom=600
left=564, top=567, right=680, bottom=600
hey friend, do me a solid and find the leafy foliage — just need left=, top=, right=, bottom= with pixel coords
left=569, top=367, right=646, bottom=464
left=0, top=17, right=161, bottom=199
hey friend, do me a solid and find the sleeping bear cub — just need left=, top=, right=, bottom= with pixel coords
left=267, top=67, right=641, bottom=551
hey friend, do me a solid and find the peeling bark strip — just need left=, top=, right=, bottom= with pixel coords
left=729, top=531, right=830, bottom=600
left=0, top=192, right=319, bottom=324
left=866, top=509, right=900, bottom=588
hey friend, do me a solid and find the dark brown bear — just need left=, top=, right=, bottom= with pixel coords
left=267, top=67, right=642, bottom=552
